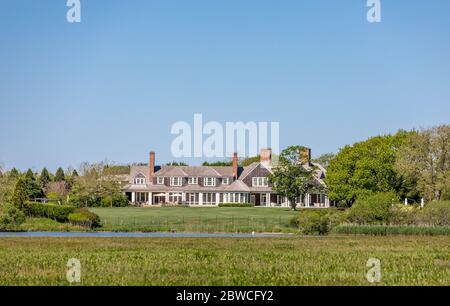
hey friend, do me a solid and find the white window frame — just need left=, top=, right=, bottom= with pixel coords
left=188, top=177, right=198, bottom=185
left=252, top=177, right=268, bottom=187
left=157, top=177, right=165, bottom=185
left=204, top=177, right=216, bottom=187
left=134, top=177, right=146, bottom=185
left=222, top=177, right=230, bottom=185
left=170, top=177, right=182, bottom=187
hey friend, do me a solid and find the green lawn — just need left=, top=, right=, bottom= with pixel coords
left=0, top=236, right=448, bottom=285
left=90, top=207, right=300, bottom=233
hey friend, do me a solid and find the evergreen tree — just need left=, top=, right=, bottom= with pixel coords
left=39, top=168, right=52, bottom=188
left=9, top=168, right=20, bottom=179
left=55, top=167, right=66, bottom=182
left=12, top=178, right=29, bottom=209
left=72, top=169, right=79, bottom=177
left=24, top=169, right=44, bottom=199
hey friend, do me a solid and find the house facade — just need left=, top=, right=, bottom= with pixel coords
left=122, top=148, right=331, bottom=208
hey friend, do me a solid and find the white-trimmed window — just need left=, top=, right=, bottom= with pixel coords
left=170, top=177, right=182, bottom=186
left=188, top=177, right=198, bottom=185
left=204, top=177, right=216, bottom=187
left=134, top=174, right=146, bottom=185
left=252, top=177, right=268, bottom=187
left=157, top=177, right=165, bottom=185
left=222, top=177, right=230, bottom=185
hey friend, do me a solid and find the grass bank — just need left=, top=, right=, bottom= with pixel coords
left=0, top=236, right=448, bottom=285
left=332, top=224, right=450, bottom=236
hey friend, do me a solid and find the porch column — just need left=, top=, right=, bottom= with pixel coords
left=131, top=192, right=136, bottom=203
left=266, top=193, right=270, bottom=207
left=199, top=193, right=203, bottom=205
left=165, top=192, right=169, bottom=204
left=182, top=192, right=186, bottom=204
left=148, top=192, right=152, bottom=205
left=216, top=193, right=220, bottom=206
left=305, top=193, right=310, bottom=207
left=325, top=195, right=329, bottom=208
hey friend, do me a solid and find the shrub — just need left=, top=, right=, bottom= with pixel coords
left=100, top=195, right=129, bottom=207
left=332, top=224, right=450, bottom=236
left=218, top=203, right=255, bottom=208
left=22, top=202, right=75, bottom=223
left=347, top=192, right=399, bottom=225
left=416, top=201, right=450, bottom=226
left=0, top=204, right=26, bottom=231
left=290, top=209, right=343, bottom=235
left=68, top=208, right=101, bottom=228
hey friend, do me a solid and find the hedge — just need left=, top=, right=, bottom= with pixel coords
left=332, top=224, right=450, bottom=236
left=218, top=203, right=255, bottom=208
left=22, top=202, right=75, bottom=223
left=68, top=208, right=101, bottom=228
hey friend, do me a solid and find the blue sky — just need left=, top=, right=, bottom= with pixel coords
left=0, top=0, right=449, bottom=172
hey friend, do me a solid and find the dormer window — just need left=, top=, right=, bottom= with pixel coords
left=222, top=178, right=230, bottom=185
left=157, top=177, right=164, bottom=185
left=134, top=174, right=146, bottom=185
left=204, top=177, right=216, bottom=187
left=252, top=177, right=268, bottom=187
left=188, top=177, right=198, bottom=185
left=170, top=177, right=182, bottom=186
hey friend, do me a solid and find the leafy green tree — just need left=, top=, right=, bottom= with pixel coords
left=55, top=167, right=66, bottom=182
left=166, top=162, right=188, bottom=166
left=39, top=167, right=52, bottom=188
left=326, top=131, right=413, bottom=206
left=269, top=146, right=322, bottom=210
left=72, top=169, right=79, bottom=177
left=395, top=125, right=450, bottom=201
left=8, top=168, right=20, bottom=179
left=202, top=161, right=232, bottom=166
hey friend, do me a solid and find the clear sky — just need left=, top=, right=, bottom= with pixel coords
left=0, top=0, right=449, bottom=172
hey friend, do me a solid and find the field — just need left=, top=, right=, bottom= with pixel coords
left=90, top=207, right=299, bottom=233
left=0, top=236, right=448, bottom=286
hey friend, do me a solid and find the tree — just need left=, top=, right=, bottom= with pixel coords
left=39, top=167, right=52, bottom=188
left=55, top=167, right=66, bottom=182
left=269, top=146, right=321, bottom=210
left=395, top=125, right=450, bottom=201
left=166, top=162, right=188, bottom=166
left=9, top=168, right=20, bottom=179
left=326, top=131, right=414, bottom=206
left=24, top=169, right=44, bottom=199
left=11, top=178, right=29, bottom=209
left=72, top=169, right=79, bottom=177
left=312, top=153, right=335, bottom=169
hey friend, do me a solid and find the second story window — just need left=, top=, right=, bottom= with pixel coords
left=204, top=177, right=216, bottom=187
left=188, top=177, right=198, bottom=185
left=134, top=177, right=146, bottom=185
left=252, top=177, right=268, bottom=187
left=170, top=177, right=182, bottom=186
left=157, top=177, right=165, bottom=185
left=222, top=177, right=230, bottom=185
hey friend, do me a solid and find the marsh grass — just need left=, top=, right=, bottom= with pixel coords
left=0, top=236, right=448, bottom=286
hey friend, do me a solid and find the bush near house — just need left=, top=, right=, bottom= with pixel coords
left=21, top=201, right=75, bottom=223
left=346, top=192, right=399, bottom=225
left=218, top=203, right=255, bottom=208
left=100, top=195, right=129, bottom=207
left=290, top=209, right=344, bottom=235
left=68, top=208, right=101, bottom=228
left=416, top=201, right=450, bottom=226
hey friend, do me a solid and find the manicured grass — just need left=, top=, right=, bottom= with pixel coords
left=90, top=207, right=299, bottom=233
left=0, top=236, right=448, bottom=285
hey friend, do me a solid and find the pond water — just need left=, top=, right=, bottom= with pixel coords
left=0, top=232, right=294, bottom=238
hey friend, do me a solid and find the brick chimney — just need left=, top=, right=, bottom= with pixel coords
left=260, top=148, right=272, bottom=167
left=149, top=151, right=155, bottom=183
left=232, top=152, right=238, bottom=180
left=300, top=147, right=311, bottom=165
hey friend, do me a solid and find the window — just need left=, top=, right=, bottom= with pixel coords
left=202, top=193, right=216, bottom=205
left=170, top=177, right=182, bottom=186
left=134, top=174, right=146, bottom=185
left=252, top=177, right=268, bottom=187
left=188, top=177, right=198, bottom=185
left=157, top=177, right=165, bottom=185
left=222, top=177, right=230, bottom=185
left=204, top=177, right=216, bottom=187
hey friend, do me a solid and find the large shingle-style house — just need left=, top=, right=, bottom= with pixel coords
left=122, top=148, right=331, bottom=208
